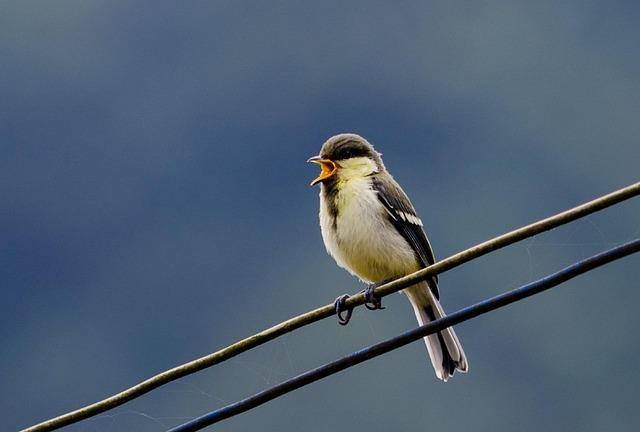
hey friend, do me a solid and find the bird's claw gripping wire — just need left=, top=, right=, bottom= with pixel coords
left=334, top=284, right=385, bottom=325
left=334, top=294, right=354, bottom=326
left=364, top=283, right=385, bottom=311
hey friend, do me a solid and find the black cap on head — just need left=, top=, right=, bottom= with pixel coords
left=320, top=133, right=384, bottom=167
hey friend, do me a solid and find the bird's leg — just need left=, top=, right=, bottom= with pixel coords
left=363, top=282, right=386, bottom=311
left=333, top=294, right=353, bottom=326
left=334, top=281, right=387, bottom=326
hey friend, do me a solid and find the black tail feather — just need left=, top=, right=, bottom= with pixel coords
left=423, top=305, right=457, bottom=377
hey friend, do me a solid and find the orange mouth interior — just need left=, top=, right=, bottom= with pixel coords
left=310, top=159, right=337, bottom=185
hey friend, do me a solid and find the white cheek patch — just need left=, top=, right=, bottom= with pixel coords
left=337, top=157, right=378, bottom=179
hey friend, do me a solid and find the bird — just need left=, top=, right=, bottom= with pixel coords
left=308, top=133, right=468, bottom=381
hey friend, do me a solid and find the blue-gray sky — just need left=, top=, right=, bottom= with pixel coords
left=2, top=1, right=639, bottom=431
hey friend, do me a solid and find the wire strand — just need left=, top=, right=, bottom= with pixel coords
left=168, top=238, right=640, bottom=432
left=21, top=181, right=640, bottom=432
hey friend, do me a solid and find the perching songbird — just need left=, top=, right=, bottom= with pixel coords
left=308, top=133, right=468, bottom=381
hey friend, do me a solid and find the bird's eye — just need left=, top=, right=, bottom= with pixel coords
left=337, top=148, right=356, bottom=160
left=334, top=142, right=368, bottom=160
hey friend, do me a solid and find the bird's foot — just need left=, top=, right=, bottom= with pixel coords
left=334, top=283, right=385, bottom=325
left=363, top=283, right=385, bottom=311
left=334, top=294, right=354, bottom=326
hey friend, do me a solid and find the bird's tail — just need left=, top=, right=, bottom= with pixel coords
left=405, top=283, right=468, bottom=381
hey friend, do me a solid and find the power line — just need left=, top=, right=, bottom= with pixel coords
left=168, top=238, right=640, bottom=432
left=21, top=181, right=640, bottom=432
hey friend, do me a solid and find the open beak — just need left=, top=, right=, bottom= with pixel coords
left=307, top=156, right=337, bottom=186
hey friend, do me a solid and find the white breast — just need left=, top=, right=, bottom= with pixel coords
left=319, top=178, right=419, bottom=283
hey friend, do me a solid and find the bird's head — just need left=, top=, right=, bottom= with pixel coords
left=307, top=134, right=384, bottom=186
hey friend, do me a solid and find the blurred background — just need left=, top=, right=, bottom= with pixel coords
left=2, top=1, right=639, bottom=431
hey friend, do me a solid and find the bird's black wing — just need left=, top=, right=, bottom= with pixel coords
left=371, top=175, right=440, bottom=299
